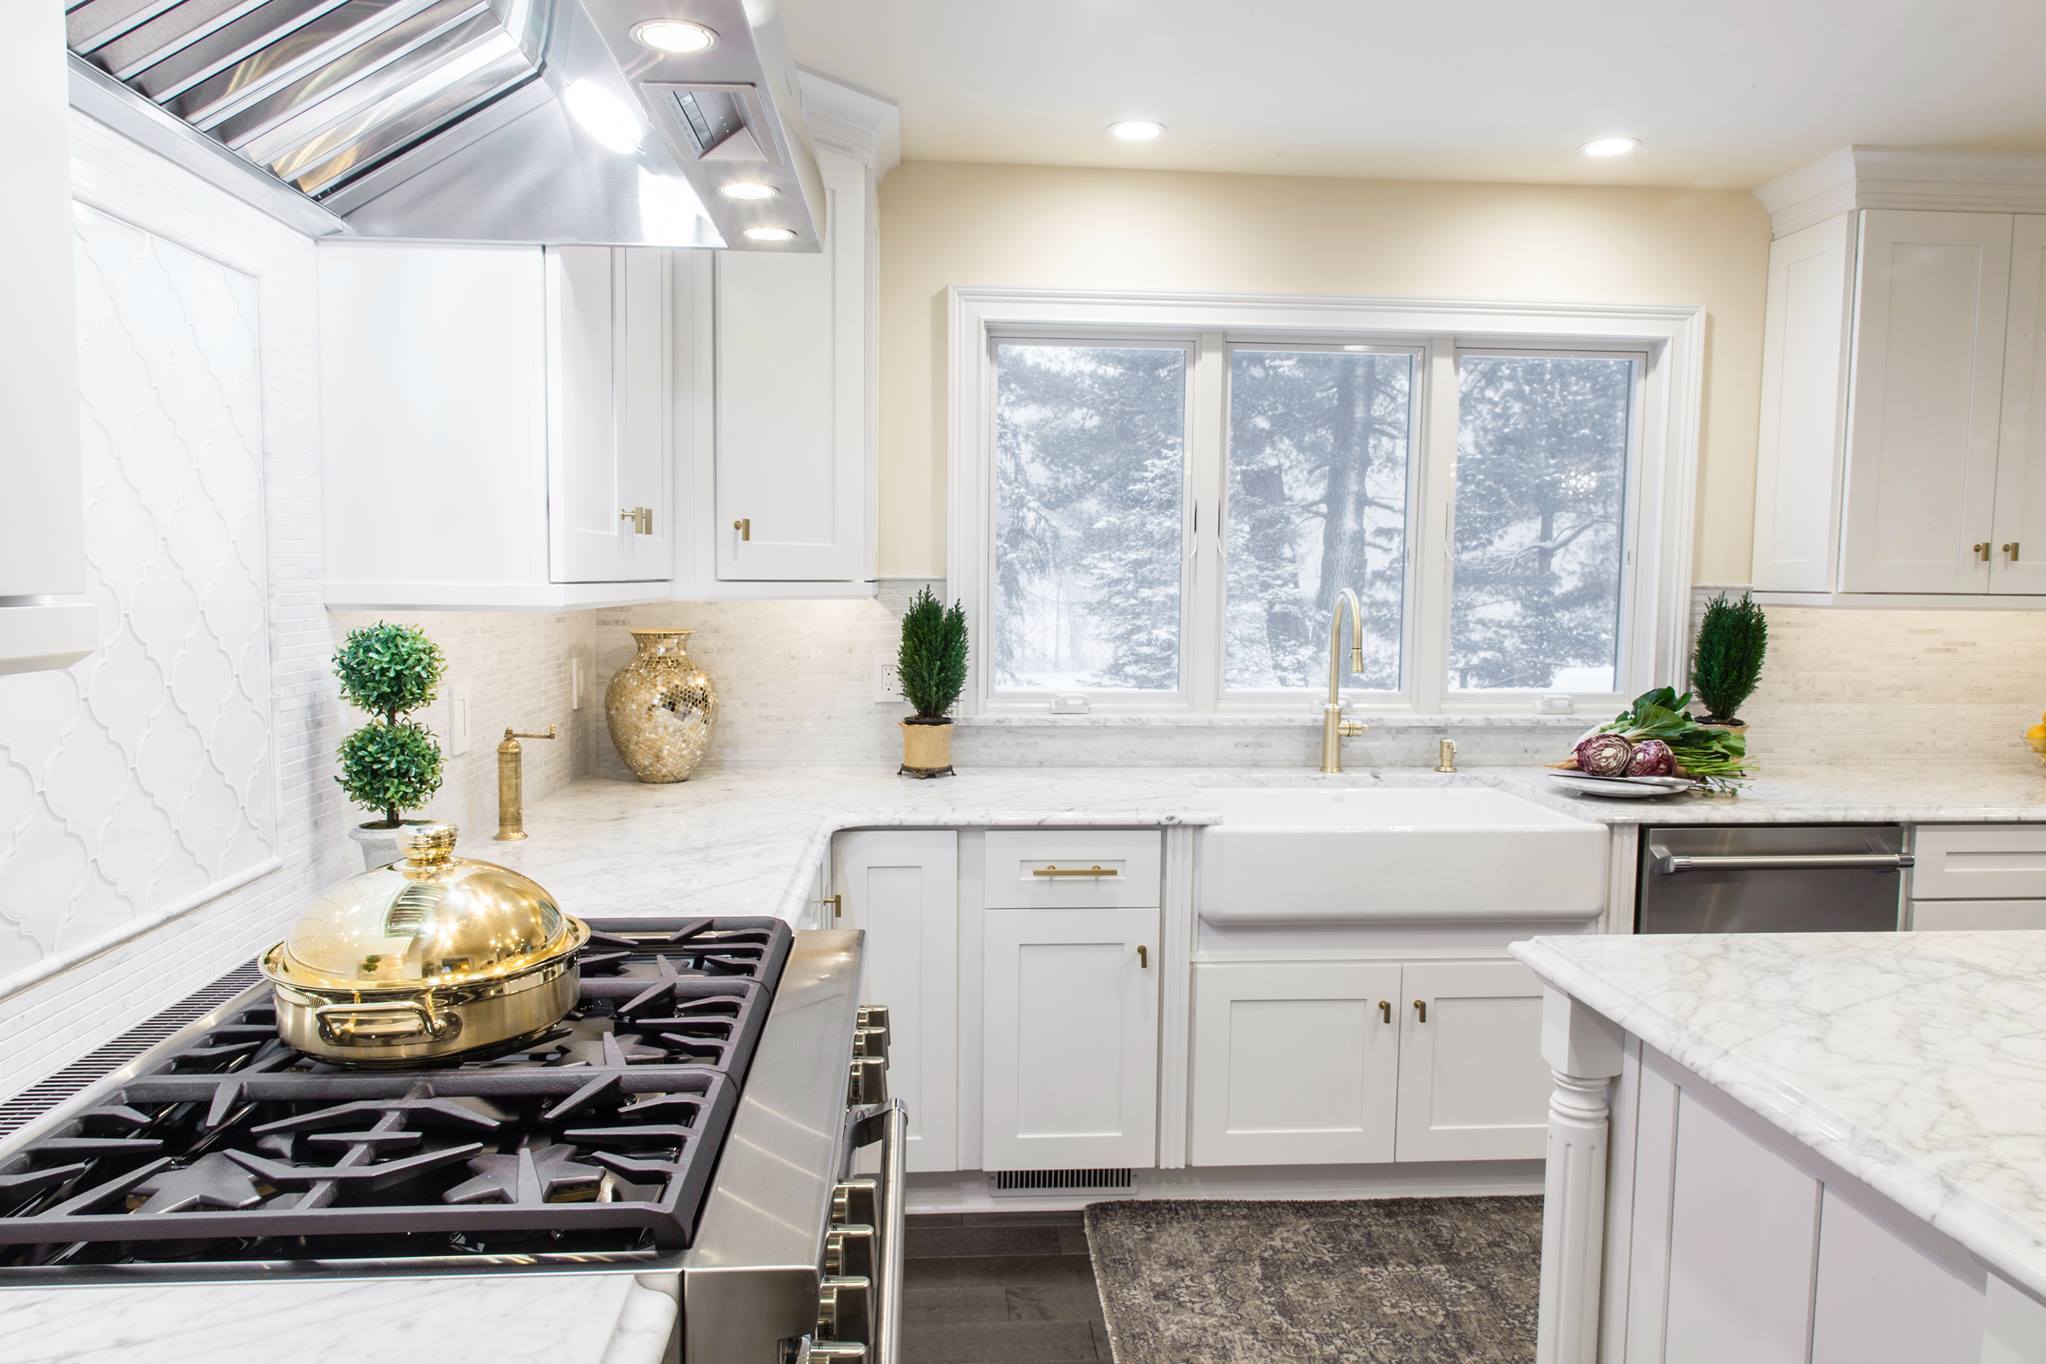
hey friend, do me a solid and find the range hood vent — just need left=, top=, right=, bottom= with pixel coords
left=63, top=0, right=825, bottom=250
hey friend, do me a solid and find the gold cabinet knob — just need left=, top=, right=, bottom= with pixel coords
left=2006, top=542, right=2022, bottom=562
left=1412, top=999, right=1427, bottom=1023
left=733, top=517, right=751, bottom=541
left=1137, top=944, right=1149, bottom=968
left=1975, top=542, right=1992, bottom=562
left=1378, top=999, right=1392, bottom=1024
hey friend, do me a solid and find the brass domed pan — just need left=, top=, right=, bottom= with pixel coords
left=260, top=822, right=589, bottom=1065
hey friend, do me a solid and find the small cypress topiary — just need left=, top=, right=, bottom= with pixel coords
left=898, top=589, right=968, bottom=721
left=1691, top=591, right=1768, bottom=725
left=333, top=622, right=447, bottom=827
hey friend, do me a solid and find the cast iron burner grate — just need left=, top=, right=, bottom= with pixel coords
left=0, top=917, right=789, bottom=1268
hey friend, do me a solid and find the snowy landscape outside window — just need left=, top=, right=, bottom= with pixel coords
left=1450, top=353, right=1637, bottom=692
left=992, top=342, right=1188, bottom=693
left=967, top=305, right=1669, bottom=716
left=1226, top=346, right=1414, bottom=692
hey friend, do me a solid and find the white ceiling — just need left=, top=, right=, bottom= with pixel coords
left=778, top=0, right=2046, bottom=189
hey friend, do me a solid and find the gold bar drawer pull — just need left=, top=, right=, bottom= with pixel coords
left=1031, top=863, right=1118, bottom=878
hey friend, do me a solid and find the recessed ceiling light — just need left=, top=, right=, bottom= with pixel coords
left=631, top=19, right=717, bottom=53
left=1109, top=119, right=1166, bottom=142
left=564, top=80, right=643, bottom=154
left=718, top=181, right=778, bottom=201
left=743, top=225, right=797, bottom=242
left=1580, top=136, right=1639, bottom=158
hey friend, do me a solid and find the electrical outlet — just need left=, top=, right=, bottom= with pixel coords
left=447, top=684, right=472, bottom=755
left=872, top=657, right=899, bottom=705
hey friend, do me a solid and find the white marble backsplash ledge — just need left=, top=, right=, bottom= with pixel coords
left=1512, top=930, right=2046, bottom=1304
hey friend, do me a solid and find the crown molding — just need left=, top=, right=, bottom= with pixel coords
left=1755, top=146, right=2046, bottom=238
left=797, top=69, right=901, bottom=178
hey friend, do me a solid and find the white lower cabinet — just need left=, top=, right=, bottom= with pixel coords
left=1189, top=961, right=1400, bottom=1166
left=1189, top=957, right=1549, bottom=1168
left=1394, top=961, right=1550, bottom=1162
left=831, top=830, right=959, bottom=1173
left=982, top=907, right=1160, bottom=1171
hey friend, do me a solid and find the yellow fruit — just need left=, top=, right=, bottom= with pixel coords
left=2028, top=722, right=2046, bottom=741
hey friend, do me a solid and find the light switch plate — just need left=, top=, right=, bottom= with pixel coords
left=571, top=656, right=584, bottom=711
left=447, top=684, right=472, bottom=755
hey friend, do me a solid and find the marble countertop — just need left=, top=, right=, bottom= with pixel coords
left=0, top=1272, right=676, bottom=1364
left=1512, top=929, right=2046, bottom=1301
left=479, top=762, right=2046, bottom=925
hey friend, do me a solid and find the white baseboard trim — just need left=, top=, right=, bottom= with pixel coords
left=905, top=1160, right=1545, bottom=1215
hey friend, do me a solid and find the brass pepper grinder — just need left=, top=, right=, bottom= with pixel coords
left=495, top=725, right=557, bottom=841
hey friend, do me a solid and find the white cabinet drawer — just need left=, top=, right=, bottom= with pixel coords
left=982, top=830, right=1162, bottom=909
left=1910, top=898, right=2046, bottom=930
left=1912, top=825, right=2046, bottom=900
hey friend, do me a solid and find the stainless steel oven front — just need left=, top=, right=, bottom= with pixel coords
left=1636, top=825, right=1912, bottom=934
left=680, top=929, right=905, bottom=1363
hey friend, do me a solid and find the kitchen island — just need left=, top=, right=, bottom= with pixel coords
left=1513, top=929, right=2046, bottom=1364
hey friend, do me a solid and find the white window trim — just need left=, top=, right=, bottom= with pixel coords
left=946, top=286, right=1706, bottom=720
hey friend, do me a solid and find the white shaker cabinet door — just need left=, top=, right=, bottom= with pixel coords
left=1839, top=209, right=2011, bottom=593
left=1189, top=961, right=1400, bottom=1167
left=545, top=247, right=672, bottom=584
left=714, top=147, right=869, bottom=581
left=982, top=907, right=1159, bottom=1171
left=1992, top=215, right=2046, bottom=593
left=831, top=830, right=960, bottom=1173
left=1393, top=960, right=1550, bottom=1163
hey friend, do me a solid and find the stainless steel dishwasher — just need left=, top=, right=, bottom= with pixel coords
left=1636, top=825, right=1912, bottom=933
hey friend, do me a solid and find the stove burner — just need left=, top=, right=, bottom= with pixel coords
left=0, top=917, right=787, bottom=1268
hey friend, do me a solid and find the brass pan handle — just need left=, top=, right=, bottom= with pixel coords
left=1031, top=864, right=1118, bottom=878
left=314, top=1000, right=459, bottom=1045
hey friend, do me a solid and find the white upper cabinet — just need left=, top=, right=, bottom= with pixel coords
left=1992, top=216, right=2046, bottom=593
left=714, top=145, right=876, bottom=582
left=1749, top=151, right=2046, bottom=598
left=1838, top=210, right=2010, bottom=593
left=545, top=248, right=673, bottom=584
left=0, top=14, right=94, bottom=672
left=321, top=243, right=675, bottom=607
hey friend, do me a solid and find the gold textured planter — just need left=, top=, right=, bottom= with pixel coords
left=605, top=629, right=718, bottom=782
left=900, top=718, right=955, bottom=778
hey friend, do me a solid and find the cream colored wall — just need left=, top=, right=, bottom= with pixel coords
left=875, top=160, right=1771, bottom=583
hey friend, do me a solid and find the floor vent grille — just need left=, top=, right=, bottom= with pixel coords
left=0, top=963, right=262, bottom=1138
left=989, top=1168, right=1134, bottom=1195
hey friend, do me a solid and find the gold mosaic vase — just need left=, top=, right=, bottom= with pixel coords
left=605, top=629, right=718, bottom=783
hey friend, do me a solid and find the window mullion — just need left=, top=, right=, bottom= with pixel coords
left=1412, top=338, right=1459, bottom=712
left=1187, top=332, right=1227, bottom=712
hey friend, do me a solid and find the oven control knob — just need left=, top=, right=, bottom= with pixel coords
left=833, top=1177, right=879, bottom=1228
left=817, top=1273, right=873, bottom=1345
left=827, top=1222, right=876, bottom=1278
left=852, top=1025, right=889, bottom=1061
left=847, top=1055, right=888, bottom=1106
left=856, top=1004, right=890, bottom=1032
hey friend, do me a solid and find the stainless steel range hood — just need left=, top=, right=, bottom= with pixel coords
left=64, top=0, right=823, bottom=249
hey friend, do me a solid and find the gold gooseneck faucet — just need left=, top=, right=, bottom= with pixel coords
left=1320, top=588, right=1368, bottom=774
left=495, top=725, right=556, bottom=841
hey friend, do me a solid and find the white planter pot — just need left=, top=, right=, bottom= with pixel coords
left=348, top=818, right=434, bottom=871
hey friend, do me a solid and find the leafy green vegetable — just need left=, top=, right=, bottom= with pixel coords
left=1587, top=686, right=1748, bottom=791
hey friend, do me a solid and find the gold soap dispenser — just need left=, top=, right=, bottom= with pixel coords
left=495, top=725, right=556, bottom=841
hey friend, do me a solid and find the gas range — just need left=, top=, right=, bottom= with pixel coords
left=0, top=919, right=899, bottom=1363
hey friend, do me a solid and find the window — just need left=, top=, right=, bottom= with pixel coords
left=992, top=342, right=1189, bottom=695
left=951, top=290, right=1700, bottom=718
left=1450, top=352, right=1639, bottom=693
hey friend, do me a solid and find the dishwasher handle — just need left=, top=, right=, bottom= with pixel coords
left=1649, top=847, right=1915, bottom=876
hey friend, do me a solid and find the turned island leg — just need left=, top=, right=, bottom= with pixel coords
left=1535, top=988, right=1625, bottom=1364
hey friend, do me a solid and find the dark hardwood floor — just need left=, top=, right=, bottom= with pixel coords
left=901, top=1210, right=1112, bottom=1362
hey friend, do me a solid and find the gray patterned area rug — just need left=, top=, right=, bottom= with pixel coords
left=1084, top=1197, right=1542, bottom=1364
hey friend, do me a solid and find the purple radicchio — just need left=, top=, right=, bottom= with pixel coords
left=1573, top=733, right=1635, bottom=777
left=1625, top=739, right=1676, bottom=777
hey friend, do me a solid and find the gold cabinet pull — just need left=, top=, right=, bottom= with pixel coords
left=1975, top=541, right=1992, bottom=562
left=1031, top=864, right=1118, bottom=878
left=1378, top=1000, right=1391, bottom=1024
left=1137, top=944, right=1148, bottom=968
left=1412, top=999, right=1427, bottom=1023
left=821, top=893, right=843, bottom=919
left=2007, top=542, right=2022, bottom=562
left=734, top=518, right=751, bottom=541
left=619, top=506, right=652, bottom=534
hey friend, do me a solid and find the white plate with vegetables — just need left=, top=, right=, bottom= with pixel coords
left=1549, top=686, right=1748, bottom=795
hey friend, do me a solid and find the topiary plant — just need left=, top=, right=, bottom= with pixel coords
left=333, top=622, right=447, bottom=827
left=898, top=588, right=968, bottom=721
left=1691, top=591, right=1768, bottom=725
